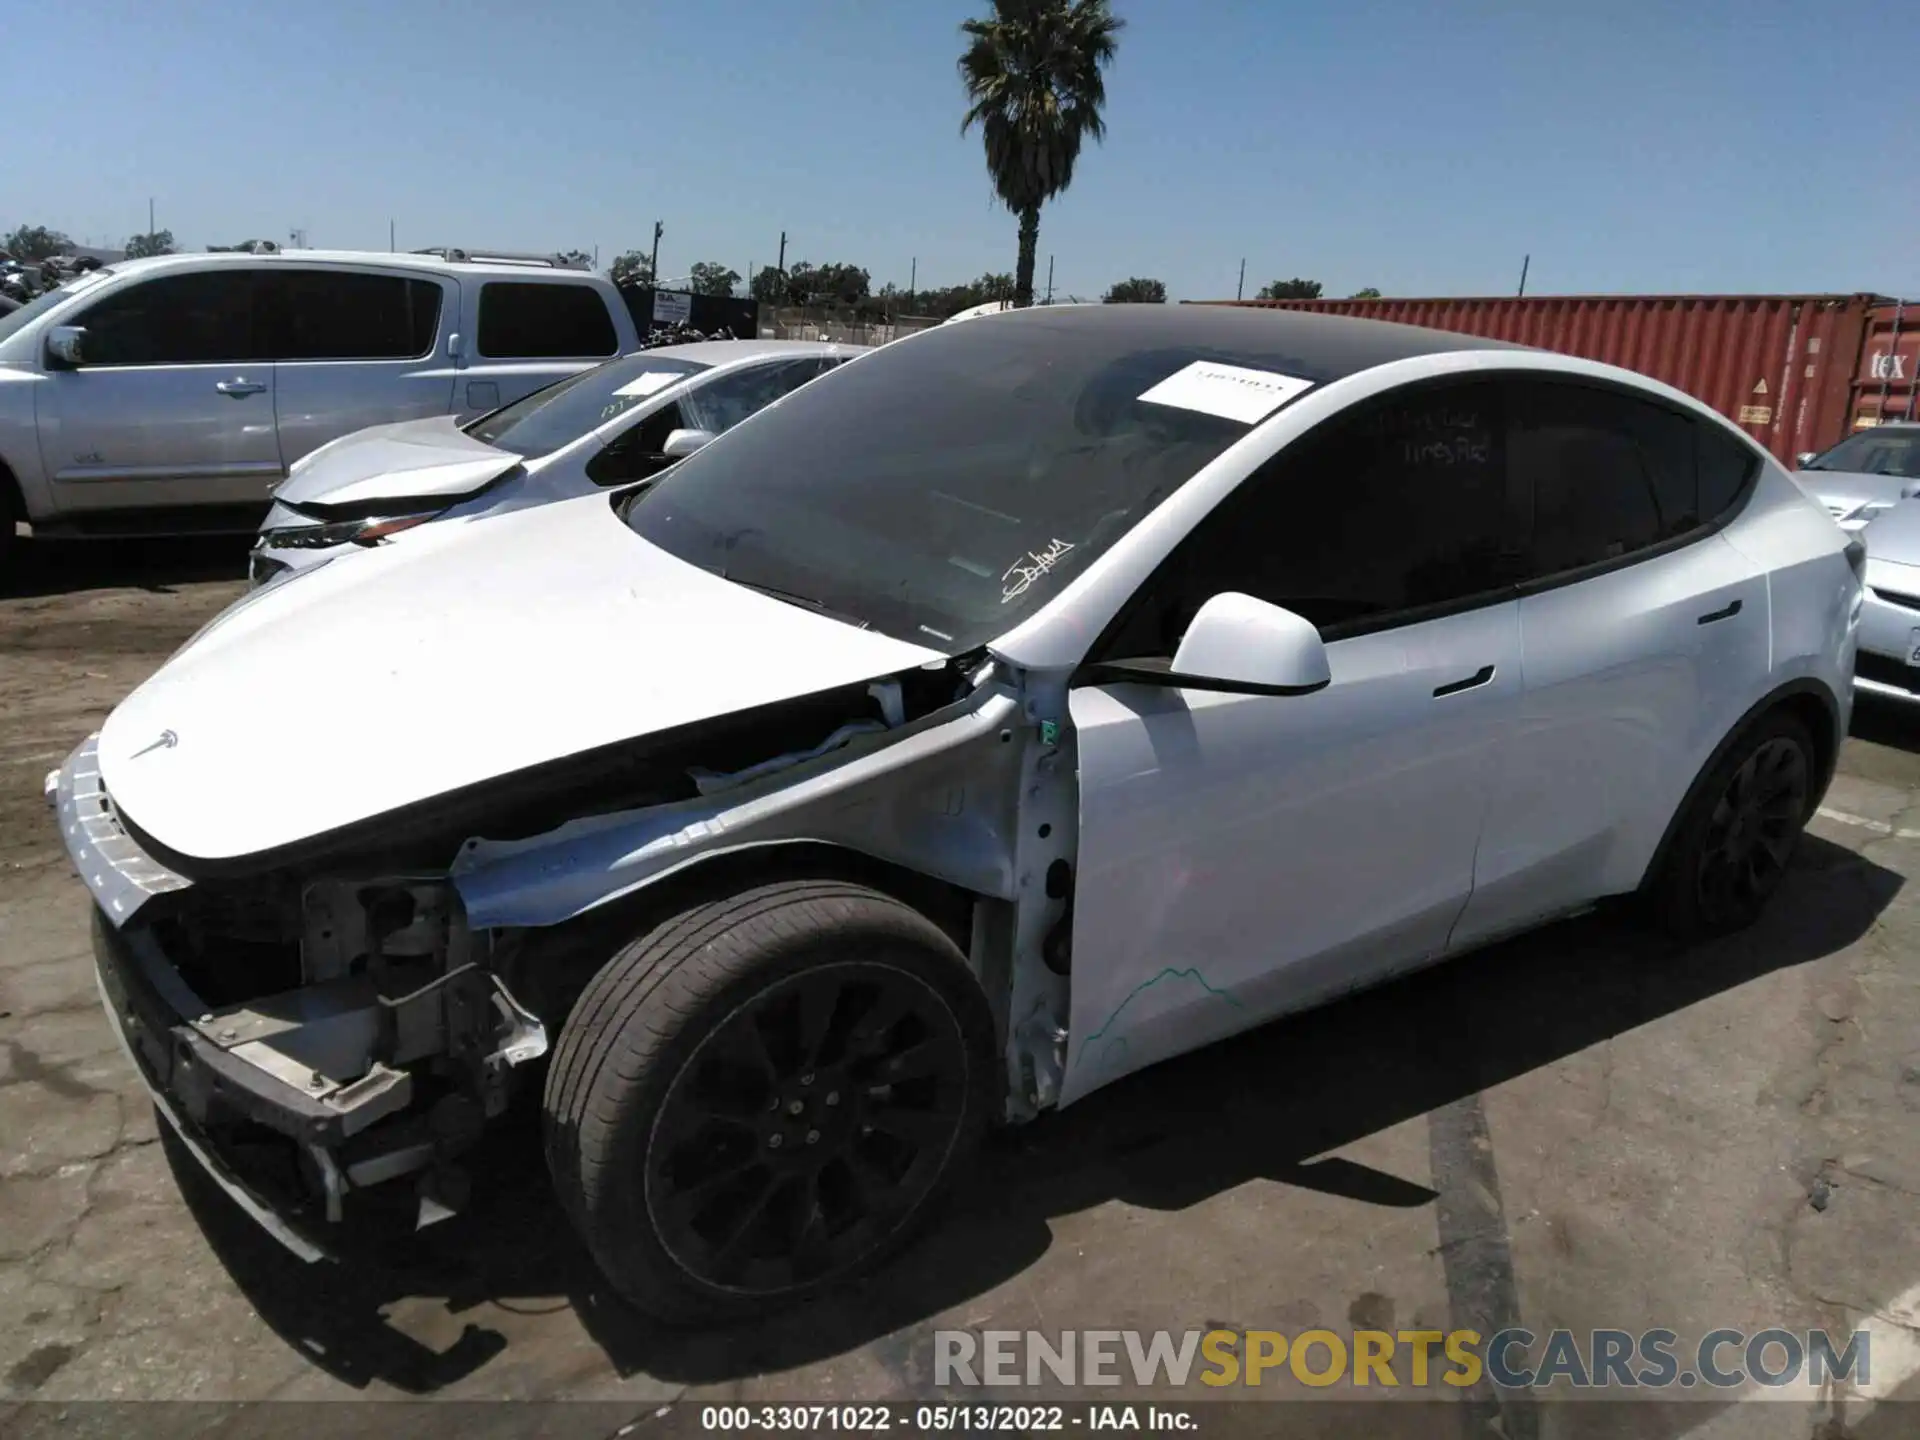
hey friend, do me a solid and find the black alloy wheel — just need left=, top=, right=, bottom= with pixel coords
left=644, top=961, right=969, bottom=1296
left=1691, top=735, right=1810, bottom=927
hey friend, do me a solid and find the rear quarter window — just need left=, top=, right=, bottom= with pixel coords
left=1697, top=423, right=1762, bottom=521
left=477, top=282, right=618, bottom=359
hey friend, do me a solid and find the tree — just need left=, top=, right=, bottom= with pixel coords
left=1348, top=287, right=1382, bottom=300
left=785, top=260, right=871, bottom=305
left=750, top=265, right=789, bottom=304
left=123, top=230, right=176, bottom=259
left=557, top=249, right=592, bottom=269
left=1256, top=278, right=1322, bottom=300
left=688, top=261, right=742, bottom=297
left=4, top=225, right=72, bottom=262
left=916, top=272, right=1015, bottom=318
left=609, top=250, right=653, bottom=287
left=959, top=0, right=1123, bottom=309
left=1102, top=277, right=1166, bottom=304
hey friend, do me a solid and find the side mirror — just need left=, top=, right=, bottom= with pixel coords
left=660, top=427, right=717, bottom=460
left=45, top=326, right=87, bottom=369
left=1796, top=452, right=1819, bottom=469
left=1083, top=593, right=1333, bottom=697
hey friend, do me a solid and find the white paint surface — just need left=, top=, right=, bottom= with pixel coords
left=98, top=492, right=940, bottom=862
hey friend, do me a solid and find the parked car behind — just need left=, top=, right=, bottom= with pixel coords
left=0, top=250, right=645, bottom=581
left=1792, top=421, right=1920, bottom=531
left=50, top=305, right=1859, bottom=1324
left=248, top=340, right=862, bottom=588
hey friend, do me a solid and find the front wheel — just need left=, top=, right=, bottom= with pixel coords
left=1646, top=710, right=1816, bottom=941
left=542, top=879, right=996, bottom=1324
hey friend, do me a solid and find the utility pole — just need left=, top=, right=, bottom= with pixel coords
left=1517, top=254, right=1530, bottom=298
left=389, top=219, right=395, bottom=253
left=909, top=256, right=916, bottom=310
left=147, top=197, right=154, bottom=237
left=776, top=230, right=787, bottom=284
left=1237, top=258, right=1246, bottom=301
left=1045, top=255, right=1055, bottom=305
left=649, top=220, right=663, bottom=286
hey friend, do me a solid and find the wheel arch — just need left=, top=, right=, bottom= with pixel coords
left=0, top=450, right=24, bottom=523
left=506, top=839, right=987, bottom=1029
left=1635, top=676, right=1841, bottom=896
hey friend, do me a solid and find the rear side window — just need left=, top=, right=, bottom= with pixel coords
left=1507, top=380, right=1698, bottom=579
left=477, top=282, right=617, bottom=358
left=1697, top=424, right=1761, bottom=520
left=73, top=272, right=262, bottom=365
left=267, top=270, right=441, bottom=360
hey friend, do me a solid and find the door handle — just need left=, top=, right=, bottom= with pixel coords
left=1433, top=664, right=1496, bottom=698
left=1696, top=598, right=1743, bottom=625
left=215, top=379, right=266, bottom=398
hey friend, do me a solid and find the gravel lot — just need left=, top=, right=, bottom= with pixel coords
left=2, top=541, right=1918, bottom=1436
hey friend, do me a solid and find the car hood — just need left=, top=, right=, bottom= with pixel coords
left=271, top=415, right=523, bottom=513
left=1861, top=497, right=1920, bottom=561
left=1797, top=465, right=1920, bottom=522
left=97, top=492, right=944, bottom=865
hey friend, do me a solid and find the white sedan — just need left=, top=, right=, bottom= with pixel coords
left=247, top=339, right=861, bottom=586
left=51, top=303, right=1859, bottom=1324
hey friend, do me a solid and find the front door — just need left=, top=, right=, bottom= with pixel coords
left=1064, top=606, right=1522, bottom=1102
left=1058, top=376, right=1528, bottom=1104
left=36, top=268, right=281, bottom=513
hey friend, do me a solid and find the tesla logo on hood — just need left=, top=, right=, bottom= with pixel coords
left=129, top=729, right=178, bottom=758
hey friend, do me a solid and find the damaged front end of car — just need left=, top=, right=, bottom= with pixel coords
left=49, top=647, right=1079, bottom=1263
left=52, top=739, right=552, bottom=1254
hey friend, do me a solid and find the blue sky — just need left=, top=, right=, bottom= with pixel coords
left=13, top=0, right=1919, bottom=302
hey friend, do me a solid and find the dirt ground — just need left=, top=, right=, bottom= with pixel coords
left=2, top=538, right=1919, bottom=1437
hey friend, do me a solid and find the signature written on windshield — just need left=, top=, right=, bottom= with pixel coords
left=1001, top=538, right=1077, bottom=603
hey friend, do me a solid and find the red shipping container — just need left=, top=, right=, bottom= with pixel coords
left=1196, top=293, right=1895, bottom=467
left=1846, top=300, right=1920, bottom=434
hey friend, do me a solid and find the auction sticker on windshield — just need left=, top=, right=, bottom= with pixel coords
left=1138, top=361, right=1314, bottom=425
left=614, top=372, right=686, bottom=398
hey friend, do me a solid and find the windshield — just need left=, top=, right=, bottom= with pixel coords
left=626, top=309, right=1311, bottom=650
left=465, top=352, right=709, bottom=457
left=0, top=269, right=115, bottom=346
left=1804, top=428, right=1920, bottom=479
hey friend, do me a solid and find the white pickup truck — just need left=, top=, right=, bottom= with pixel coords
left=0, top=249, right=644, bottom=579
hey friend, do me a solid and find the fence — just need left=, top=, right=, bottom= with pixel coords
left=755, top=305, right=944, bottom=346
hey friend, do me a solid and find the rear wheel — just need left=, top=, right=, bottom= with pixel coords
left=543, top=879, right=995, bottom=1324
left=1647, top=710, right=1815, bottom=940
left=0, top=479, right=16, bottom=592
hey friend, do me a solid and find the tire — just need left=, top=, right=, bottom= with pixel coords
left=543, top=878, right=996, bottom=1324
left=1645, top=709, right=1817, bottom=942
left=0, top=481, right=18, bottom=595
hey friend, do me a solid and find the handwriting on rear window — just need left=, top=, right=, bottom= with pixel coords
left=1001, top=539, right=1076, bottom=603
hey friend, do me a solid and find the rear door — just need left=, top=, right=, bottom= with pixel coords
left=1452, top=377, right=1771, bottom=949
left=460, top=278, right=620, bottom=418
left=35, top=267, right=281, bottom=513
left=263, top=267, right=457, bottom=467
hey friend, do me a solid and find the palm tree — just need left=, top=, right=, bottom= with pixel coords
left=959, top=0, right=1123, bottom=308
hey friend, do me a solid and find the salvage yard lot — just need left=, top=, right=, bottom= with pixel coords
left=2, top=542, right=1918, bottom=1434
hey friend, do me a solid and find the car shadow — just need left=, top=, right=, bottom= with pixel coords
left=1850, top=692, right=1920, bottom=753
left=3, top=534, right=252, bottom=599
left=165, top=832, right=1901, bottom=1395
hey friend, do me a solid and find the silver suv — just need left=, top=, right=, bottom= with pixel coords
left=0, top=250, right=644, bottom=578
